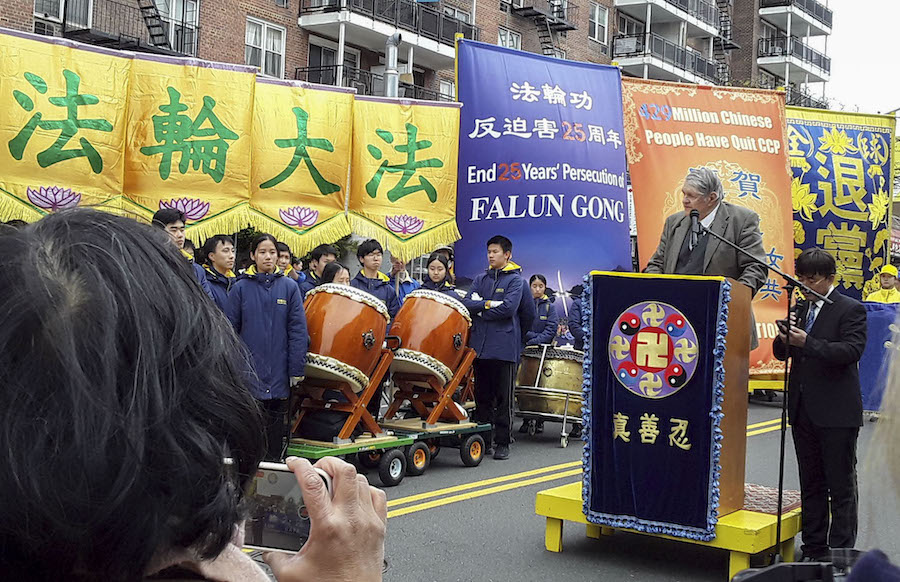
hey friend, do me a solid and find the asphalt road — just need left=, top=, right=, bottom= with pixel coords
left=355, top=395, right=891, bottom=582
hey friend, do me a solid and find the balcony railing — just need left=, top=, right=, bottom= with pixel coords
left=786, top=86, right=827, bottom=109
left=757, top=36, right=831, bottom=73
left=58, top=0, right=199, bottom=55
left=660, top=0, right=719, bottom=28
left=512, top=0, right=579, bottom=30
left=295, top=65, right=454, bottom=101
left=759, top=0, right=832, bottom=28
left=300, top=0, right=478, bottom=45
left=613, top=33, right=725, bottom=84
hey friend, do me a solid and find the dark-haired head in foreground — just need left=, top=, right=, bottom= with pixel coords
left=0, top=209, right=264, bottom=581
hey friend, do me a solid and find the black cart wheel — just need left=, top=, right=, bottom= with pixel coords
left=405, top=442, right=431, bottom=476
left=378, top=449, right=407, bottom=487
left=427, top=440, right=440, bottom=461
left=460, top=434, right=485, bottom=467
left=358, top=450, right=382, bottom=469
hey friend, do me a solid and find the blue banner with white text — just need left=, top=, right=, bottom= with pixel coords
left=455, top=41, right=632, bottom=336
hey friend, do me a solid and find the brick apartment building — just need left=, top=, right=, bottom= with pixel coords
left=2, top=0, right=830, bottom=107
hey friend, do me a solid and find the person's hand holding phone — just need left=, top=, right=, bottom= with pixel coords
left=264, top=456, right=387, bottom=582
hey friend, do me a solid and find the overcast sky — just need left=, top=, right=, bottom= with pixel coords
left=823, top=0, right=898, bottom=114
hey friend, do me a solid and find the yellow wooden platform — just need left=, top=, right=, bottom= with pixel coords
left=380, top=418, right=476, bottom=433
left=289, top=434, right=400, bottom=449
left=535, top=482, right=802, bottom=581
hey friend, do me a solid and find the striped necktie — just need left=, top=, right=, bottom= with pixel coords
left=805, top=304, right=818, bottom=334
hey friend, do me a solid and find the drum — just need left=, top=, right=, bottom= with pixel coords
left=389, top=289, right=472, bottom=384
left=303, top=283, right=390, bottom=392
left=515, top=346, right=584, bottom=419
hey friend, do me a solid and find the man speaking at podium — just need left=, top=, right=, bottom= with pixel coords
left=645, top=167, right=767, bottom=349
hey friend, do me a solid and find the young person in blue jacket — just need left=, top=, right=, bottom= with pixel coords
left=298, top=244, right=339, bottom=298
left=350, top=239, right=401, bottom=319
left=462, top=235, right=527, bottom=461
left=321, top=261, right=351, bottom=286
left=525, top=274, right=559, bottom=347
left=421, top=253, right=466, bottom=298
left=389, top=255, right=421, bottom=304
left=151, top=208, right=214, bottom=300
left=226, top=234, right=308, bottom=460
left=201, top=234, right=236, bottom=312
left=567, top=284, right=585, bottom=352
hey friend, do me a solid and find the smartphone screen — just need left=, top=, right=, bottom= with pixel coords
left=243, top=462, right=313, bottom=553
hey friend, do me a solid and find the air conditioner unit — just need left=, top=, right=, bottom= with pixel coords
left=33, top=20, right=59, bottom=36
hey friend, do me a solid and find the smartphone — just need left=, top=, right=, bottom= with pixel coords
left=243, top=461, right=333, bottom=554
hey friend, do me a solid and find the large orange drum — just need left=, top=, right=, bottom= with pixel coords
left=389, top=289, right=471, bottom=384
left=303, top=284, right=390, bottom=392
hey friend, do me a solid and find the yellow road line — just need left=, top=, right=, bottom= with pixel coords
left=747, top=423, right=788, bottom=437
left=387, top=460, right=581, bottom=508
left=387, top=469, right=583, bottom=518
left=746, top=417, right=782, bottom=430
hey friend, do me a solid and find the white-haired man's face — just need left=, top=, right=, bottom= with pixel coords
left=682, top=184, right=719, bottom=220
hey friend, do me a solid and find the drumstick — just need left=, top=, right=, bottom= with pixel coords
left=557, top=270, right=569, bottom=319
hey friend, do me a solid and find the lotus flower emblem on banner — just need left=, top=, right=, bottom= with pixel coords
left=159, top=198, right=210, bottom=221
left=26, top=186, right=82, bottom=211
left=385, top=214, right=424, bottom=235
left=279, top=206, right=319, bottom=228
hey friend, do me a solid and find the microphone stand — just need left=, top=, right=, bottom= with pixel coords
left=696, top=221, right=830, bottom=564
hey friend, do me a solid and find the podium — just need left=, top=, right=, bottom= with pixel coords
left=582, top=272, right=749, bottom=541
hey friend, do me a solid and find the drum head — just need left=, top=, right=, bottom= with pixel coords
left=304, top=353, right=369, bottom=393
left=404, top=289, right=472, bottom=326
left=521, top=346, right=584, bottom=363
left=391, top=349, right=453, bottom=385
left=306, top=283, right=390, bottom=321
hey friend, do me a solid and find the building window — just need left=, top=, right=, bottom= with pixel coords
left=589, top=2, right=607, bottom=44
left=761, top=21, right=778, bottom=40
left=35, top=0, right=90, bottom=27
left=617, top=13, right=644, bottom=36
left=275, top=0, right=288, bottom=6
left=246, top=19, right=286, bottom=78
left=439, top=79, right=456, bottom=101
left=443, top=5, right=470, bottom=23
left=552, top=48, right=566, bottom=59
left=498, top=27, right=522, bottom=50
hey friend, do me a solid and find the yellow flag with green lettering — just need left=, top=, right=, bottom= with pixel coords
left=250, top=79, right=353, bottom=255
left=349, top=97, right=460, bottom=261
left=122, top=54, right=256, bottom=236
left=0, top=29, right=129, bottom=222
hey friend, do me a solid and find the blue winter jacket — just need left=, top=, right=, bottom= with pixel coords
left=182, top=249, right=214, bottom=299
left=350, top=270, right=401, bottom=318
left=421, top=278, right=467, bottom=299
left=462, top=262, right=527, bottom=363
left=525, top=295, right=559, bottom=346
left=390, top=273, right=421, bottom=304
left=225, top=266, right=308, bottom=400
left=204, top=266, right=235, bottom=312
left=569, top=296, right=585, bottom=351
left=298, top=271, right=321, bottom=299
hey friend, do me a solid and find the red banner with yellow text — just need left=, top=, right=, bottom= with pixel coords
left=624, top=79, right=793, bottom=377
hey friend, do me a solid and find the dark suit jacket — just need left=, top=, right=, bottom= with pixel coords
left=773, top=290, right=867, bottom=428
left=645, top=202, right=767, bottom=348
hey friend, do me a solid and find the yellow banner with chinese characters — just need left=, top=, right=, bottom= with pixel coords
left=349, top=97, right=461, bottom=261
left=122, top=53, right=256, bottom=237
left=250, top=79, right=352, bottom=256
left=0, top=29, right=130, bottom=222
left=786, top=107, right=895, bottom=301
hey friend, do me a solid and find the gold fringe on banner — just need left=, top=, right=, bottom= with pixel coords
left=183, top=203, right=256, bottom=245
left=0, top=190, right=46, bottom=223
left=247, top=210, right=352, bottom=257
left=348, top=213, right=461, bottom=262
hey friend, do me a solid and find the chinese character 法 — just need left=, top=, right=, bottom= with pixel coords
left=365, top=123, right=444, bottom=203
left=9, top=69, right=113, bottom=173
left=510, top=82, right=540, bottom=103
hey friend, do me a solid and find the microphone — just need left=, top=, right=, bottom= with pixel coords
left=689, top=209, right=700, bottom=249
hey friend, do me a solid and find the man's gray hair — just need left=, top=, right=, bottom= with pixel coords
left=683, top=167, right=724, bottom=200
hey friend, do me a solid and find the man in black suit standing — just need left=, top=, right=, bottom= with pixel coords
left=773, top=247, right=867, bottom=561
